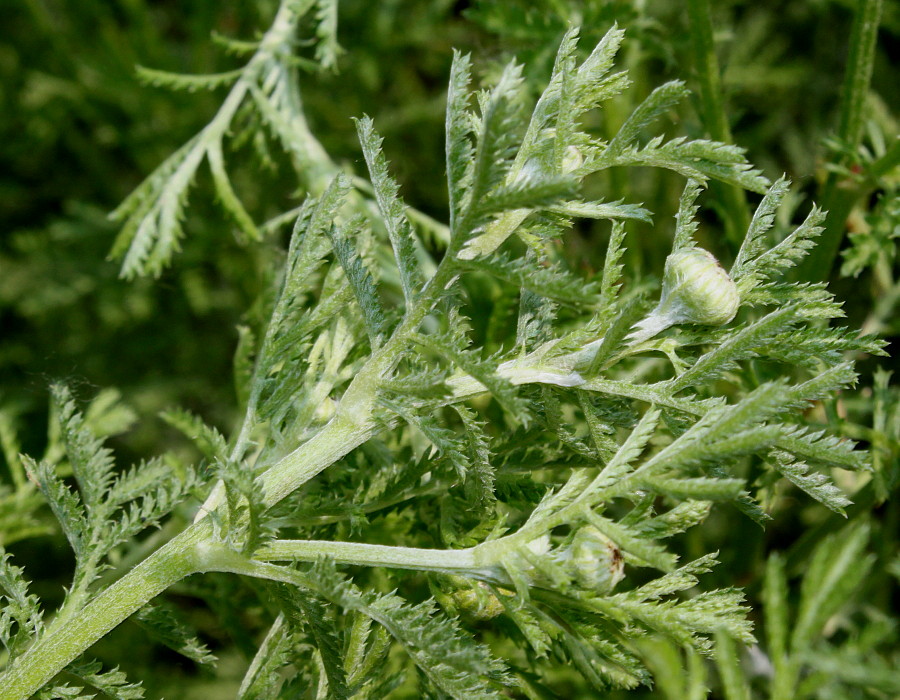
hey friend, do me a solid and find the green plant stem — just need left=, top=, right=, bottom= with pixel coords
left=685, top=0, right=749, bottom=248
left=0, top=521, right=213, bottom=700
left=256, top=539, right=493, bottom=577
left=798, top=0, right=883, bottom=282
left=259, top=301, right=634, bottom=509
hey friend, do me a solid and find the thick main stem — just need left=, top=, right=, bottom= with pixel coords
left=0, top=521, right=212, bottom=700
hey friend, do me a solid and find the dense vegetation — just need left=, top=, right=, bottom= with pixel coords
left=0, top=1, right=897, bottom=698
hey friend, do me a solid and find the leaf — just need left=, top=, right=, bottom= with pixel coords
left=762, top=553, right=789, bottom=666
left=133, top=602, right=217, bottom=666
left=731, top=176, right=792, bottom=277
left=584, top=511, right=677, bottom=571
left=67, top=659, right=145, bottom=700
left=0, top=548, right=43, bottom=657
left=599, top=585, right=753, bottom=652
left=160, top=408, right=228, bottom=462
left=454, top=405, right=496, bottom=509
left=445, top=51, right=475, bottom=229
left=219, top=458, right=275, bottom=555
left=551, top=199, right=653, bottom=224
left=379, top=398, right=467, bottom=478
left=313, top=0, right=343, bottom=70
left=306, top=561, right=510, bottom=699
left=672, top=179, right=704, bottom=250
left=600, top=221, right=627, bottom=315
left=558, top=624, right=645, bottom=691
left=574, top=25, right=628, bottom=111
left=415, top=337, right=530, bottom=423
left=593, top=406, right=661, bottom=490
left=271, top=585, right=350, bottom=699
left=460, top=60, right=525, bottom=232
left=355, top=116, right=422, bottom=303
left=0, top=410, right=26, bottom=490
left=645, top=477, right=746, bottom=501
left=104, top=458, right=178, bottom=509
left=208, top=138, right=260, bottom=241
left=474, top=175, right=576, bottom=220
left=603, top=137, right=769, bottom=194
left=605, top=81, right=690, bottom=158
left=495, top=596, right=553, bottom=658
left=632, top=501, right=712, bottom=540
left=516, top=287, right=557, bottom=352
left=52, top=385, right=116, bottom=511
left=327, top=216, right=387, bottom=348
left=459, top=253, right=597, bottom=304
left=714, top=631, right=750, bottom=700
left=582, top=295, right=648, bottom=376
left=237, top=616, right=295, bottom=700
left=234, top=324, right=257, bottom=409
left=791, top=521, right=873, bottom=651
left=768, top=452, right=851, bottom=514
left=110, top=133, right=207, bottom=278
left=735, top=206, right=826, bottom=294
left=23, top=456, right=86, bottom=559
left=668, top=306, right=800, bottom=392
left=136, top=65, right=243, bottom=92
left=37, top=683, right=89, bottom=699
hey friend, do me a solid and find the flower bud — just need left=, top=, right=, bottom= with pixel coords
left=657, top=247, right=739, bottom=327
left=450, top=582, right=506, bottom=621
left=437, top=575, right=507, bottom=622
left=627, top=247, right=740, bottom=346
left=558, top=527, right=624, bottom=592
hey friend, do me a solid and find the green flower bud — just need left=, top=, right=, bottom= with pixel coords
left=450, top=582, right=506, bottom=621
left=558, top=527, right=624, bottom=592
left=438, top=575, right=508, bottom=622
left=629, top=247, right=739, bottom=345
left=658, top=247, right=739, bottom=326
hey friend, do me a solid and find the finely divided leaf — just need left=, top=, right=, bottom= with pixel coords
left=327, top=216, right=387, bottom=348
left=355, top=116, right=422, bottom=303
left=133, top=603, right=217, bottom=666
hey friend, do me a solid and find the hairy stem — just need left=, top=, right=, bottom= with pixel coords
left=255, top=539, right=492, bottom=577
left=0, top=521, right=212, bottom=700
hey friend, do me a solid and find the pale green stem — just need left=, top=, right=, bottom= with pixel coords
left=255, top=539, right=496, bottom=578
left=0, top=521, right=213, bottom=700
left=0, top=315, right=670, bottom=699
left=258, top=412, right=377, bottom=508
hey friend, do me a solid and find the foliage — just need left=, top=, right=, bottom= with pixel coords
left=0, top=1, right=897, bottom=698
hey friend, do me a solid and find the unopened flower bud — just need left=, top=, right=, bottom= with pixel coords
left=437, top=575, right=508, bottom=622
left=658, top=248, right=739, bottom=327
left=450, top=582, right=506, bottom=621
left=628, top=247, right=740, bottom=345
left=559, top=527, right=624, bottom=592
